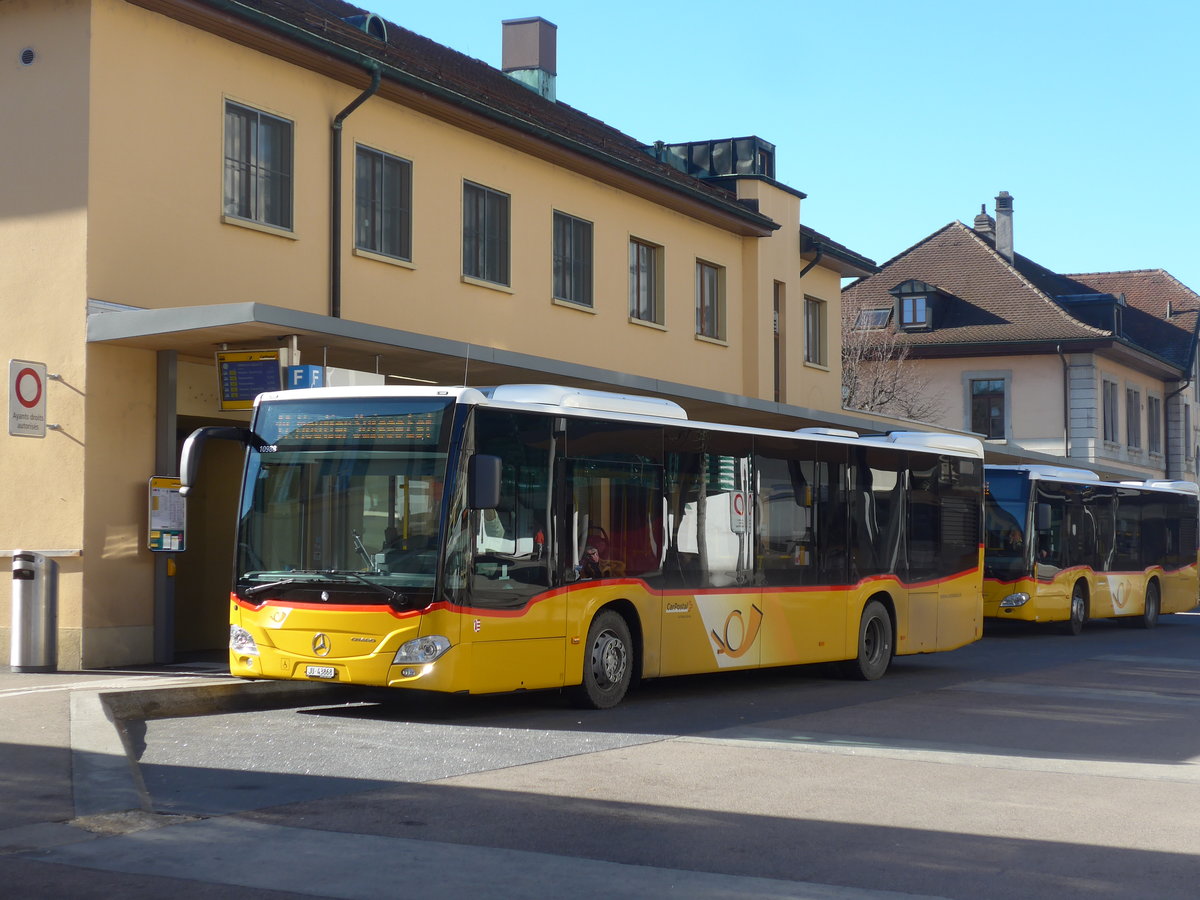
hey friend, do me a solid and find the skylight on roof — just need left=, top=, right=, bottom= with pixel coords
left=854, top=308, right=892, bottom=330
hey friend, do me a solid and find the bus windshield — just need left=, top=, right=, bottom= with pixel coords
left=983, top=469, right=1030, bottom=579
left=235, top=397, right=454, bottom=603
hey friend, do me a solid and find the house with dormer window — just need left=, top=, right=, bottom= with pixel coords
left=842, top=192, right=1200, bottom=483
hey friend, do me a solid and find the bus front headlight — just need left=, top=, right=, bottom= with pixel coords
left=230, top=625, right=260, bottom=656
left=393, top=636, right=451, bottom=664
left=1000, top=592, right=1030, bottom=608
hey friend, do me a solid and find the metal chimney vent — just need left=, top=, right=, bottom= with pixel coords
left=342, top=14, right=388, bottom=42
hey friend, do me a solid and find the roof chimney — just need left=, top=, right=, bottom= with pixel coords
left=502, top=17, right=556, bottom=101
left=995, top=191, right=1014, bottom=263
left=973, top=203, right=995, bottom=235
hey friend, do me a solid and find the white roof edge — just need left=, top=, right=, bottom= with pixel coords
left=479, top=384, right=690, bottom=420
left=986, top=464, right=1101, bottom=482
left=886, top=431, right=985, bottom=459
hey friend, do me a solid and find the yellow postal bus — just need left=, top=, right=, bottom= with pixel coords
left=183, top=384, right=985, bottom=707
left=983, top=465, right=1199, bottom=633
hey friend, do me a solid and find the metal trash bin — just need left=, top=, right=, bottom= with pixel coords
left=10, top=551, right=58, bottom=672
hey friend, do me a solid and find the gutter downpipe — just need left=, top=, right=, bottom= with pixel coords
left=1056, top=345, right=1071, bottom=460
left=798, top=244, right=825, bottom=280
left=331, top=65, right=381, bottom=319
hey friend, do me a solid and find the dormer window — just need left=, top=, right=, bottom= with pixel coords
left=900, top=295, right=928, bottom=328
left=889, top=279, right=941, bottom=331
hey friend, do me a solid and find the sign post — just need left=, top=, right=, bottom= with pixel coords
left=9, top=359, right=47, bottom=438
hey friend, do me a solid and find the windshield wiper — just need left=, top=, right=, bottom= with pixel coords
left=240, top=569, right=408, bottom=608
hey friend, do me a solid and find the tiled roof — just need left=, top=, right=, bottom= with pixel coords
left=843, top=221, right=1105, bottom=347
left=843, top=221, right=1197, bottom=372
left=1066, top=269, right=1200, bottom=369
left=202, top=0, right=777, bottom=231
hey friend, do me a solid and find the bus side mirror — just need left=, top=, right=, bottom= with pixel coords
left=1036, top=503, right=1052, bottom=531
left=468, top=454, right=502, bottom=510
left=180, top=426, right=269, bottom=496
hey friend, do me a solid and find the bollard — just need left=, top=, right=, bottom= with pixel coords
left=10, top=550, right=58, bottom=673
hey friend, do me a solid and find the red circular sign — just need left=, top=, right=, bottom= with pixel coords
left=15, top=368, right=42, bottom=409
left=732, top=492, right=745, bottom=516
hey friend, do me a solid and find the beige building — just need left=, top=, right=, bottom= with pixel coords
left=843, top=192, right=1200, bottom=484
left=1, top=0, right=877, bottom=667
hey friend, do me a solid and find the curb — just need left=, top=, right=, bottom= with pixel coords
left=100, top=678, right=353, bottom=721
left=73, top=678, right=361, bottom=818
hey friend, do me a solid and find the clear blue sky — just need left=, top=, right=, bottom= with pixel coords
left=370, top=0, right=1200, bottom=290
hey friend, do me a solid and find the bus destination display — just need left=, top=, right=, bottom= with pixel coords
left=273, top=411, right=442, bottom=445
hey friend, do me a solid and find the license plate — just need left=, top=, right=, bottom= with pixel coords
left=305, top=665, right=336, bottom=679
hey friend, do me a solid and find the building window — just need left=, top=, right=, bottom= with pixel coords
left=463, top=181, right=510, bottom=286
left=1102, top=379, right=1119, bottom=443
left=1126, top=388, right=1142, bottom=449
left=629, top=238, right=662, bottom=324
left=805, top=296, right=826, bottom=365
left=854, top=308, right=892, bottom=330
left=696, top=260, right=725, bottom=340
left=355, top=146, right=412, bottom=261
left=1148, top=395, right=1162, bottom=454
left=224, top=101, right=293, bottom=229
left=970, top=378, right=1006, bottom=439
left=553, top=211, right=593, bottom=306
left=899, top=295, right=928, bottom=328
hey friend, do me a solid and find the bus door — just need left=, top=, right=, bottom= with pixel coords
left=1069, top=487, right=1111, bottom=613
left=906, top=457, right=940, bottom=650
left=659, top=429, right=758, bottom=676
left=1033, top=483, right=1069, bottom=615
left=461, top=410, right=560, bottom=692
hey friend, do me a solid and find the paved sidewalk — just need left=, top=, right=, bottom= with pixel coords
left=0, top=662, right=339, bottom=847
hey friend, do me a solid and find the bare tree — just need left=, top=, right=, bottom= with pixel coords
left=841, top=297, right=946, bottom=423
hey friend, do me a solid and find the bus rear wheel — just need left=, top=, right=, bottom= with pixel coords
left=572, top=610, right=633, bottom=709
left=1136, top=582, right=1161, bottom=630
left=840, top=599, right=893, bottom=681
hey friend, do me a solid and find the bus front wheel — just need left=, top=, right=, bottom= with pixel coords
left=1062, top=582, right=1088, bottom=635
left=841, top=599, right=893, bottom=681
left=572, top=610, right=633, bottom=709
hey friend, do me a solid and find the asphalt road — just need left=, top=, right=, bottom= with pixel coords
left=20, top=613, right=1200, bottom=898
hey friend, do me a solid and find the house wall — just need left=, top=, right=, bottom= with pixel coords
left=83, top=0, right=784, bottom=395
left=0, top=0, right=92, bottom=666
left=915, top=355, right=1064, bottom=449
left=916, top=351, right=1178, bottom=479
left=734, top=179, right=845, bottom=412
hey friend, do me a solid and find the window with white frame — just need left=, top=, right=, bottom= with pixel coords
left=629, top=238, right=662, bottom=324
left=805, top=296, right=826, bottom=365
left=355, top=145, right=412, bottom=260
left=1126, top=387, right=1142, bottom=449
left=462, top=181, right=510, bottom=286
left=1102, top=379, right=1119, bottom=443
left=696, top=260, right=725, bottom=340
left=224, top=100, right=293, bottom=229
left=1148, top=394, right=1162, bottom=454
left=553, top=211, right=593, bottom=306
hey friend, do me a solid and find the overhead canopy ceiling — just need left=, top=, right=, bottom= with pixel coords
left=87, top=301, right=897, bottom=433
